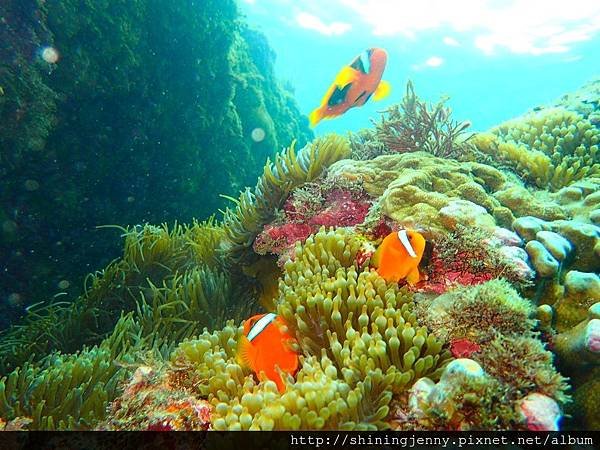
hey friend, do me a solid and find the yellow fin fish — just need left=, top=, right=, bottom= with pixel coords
left=309, top=48, right=390, bottom=127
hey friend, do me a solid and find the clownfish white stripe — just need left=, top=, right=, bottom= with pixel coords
left=247, top=312, right=277, bottom=342
left=397, top=230, right=417, bottom=258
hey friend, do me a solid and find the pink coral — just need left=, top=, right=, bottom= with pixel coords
left=449, top=338, right=481, bottom=358
left=416, top=250, right=495, bottom=294
left=518, top=393, right=561, bottom=431
left=254, top=188, right=372, bottom=259
left=308, top=189, right=371, bottom=228
left=253, top=223, right=313, bottom=256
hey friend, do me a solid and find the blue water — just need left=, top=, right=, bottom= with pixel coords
left=240, top=0, right=600, bottom=135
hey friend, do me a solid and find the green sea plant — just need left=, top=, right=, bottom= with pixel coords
left=0, top=219, right=252, bottom=373
left=0, top=313, right=140, bottom=430
left=222, top=135, right=351, bottom=264
left=0, top=242, right=258, bottom=431
left=169, top=227, right=452, bottom=430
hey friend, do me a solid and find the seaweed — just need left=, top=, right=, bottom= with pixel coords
left=360, top=81, right=472, bottom=159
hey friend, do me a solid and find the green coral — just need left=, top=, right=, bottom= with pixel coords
left=327, top=152, right=515, bottom=231
left=472, top=108, right=600, bottom=191
left=418, top=279, right=536, bottom=344
left=222, top=135, right=350, bottom=264
left=168, top=228, right=451, bottom=430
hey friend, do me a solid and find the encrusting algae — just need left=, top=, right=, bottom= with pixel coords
left=2, top=80, right=600, bottom=430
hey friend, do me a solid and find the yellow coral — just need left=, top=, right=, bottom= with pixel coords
left=472, top=108, right=600, bottom=190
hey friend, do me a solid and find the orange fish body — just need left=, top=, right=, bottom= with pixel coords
left=237, top=313, right=299, bottom=392
left=309, top=48, right=391, bottom=127
left=371, top=230, right=426, bottom=285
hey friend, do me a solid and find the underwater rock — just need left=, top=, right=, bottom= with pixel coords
left=554, top=310, right=600, bottom=368
left=513, top=216, right=549, bottom=241
left=564, top=271, right=600, bottom=301
left=492, top=226, right=523, bottom=246
left=535, top=230, right=573, bottom=262
left=439, top=200, right=496, bottom=231
left=550, top=221, right=600, bottom=272
left=525, top=240, right=560, bottom=278
left=517, top=393, right=562, bottom=431
left=103, top=365, right=212, bottom=431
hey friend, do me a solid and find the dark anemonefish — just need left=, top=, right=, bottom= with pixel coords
left=309, top=48, right=391, bottom=127
left=237, top=313, right=299, bottom=392
left=371, top=229, right=426, bottom=285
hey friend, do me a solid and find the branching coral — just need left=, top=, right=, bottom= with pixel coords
left=472, top=108, right=600, bottom=191
left=368, top=81, right=472, bottom=158
left=222, top=136, right=350, bottom=264
left=417, top=279, right=536, bottom=344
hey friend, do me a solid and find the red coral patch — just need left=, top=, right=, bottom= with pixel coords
left=449, top=338, right=481, bottom=358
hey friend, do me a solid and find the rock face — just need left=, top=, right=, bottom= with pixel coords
left=0, top=0, right=313, bottom=323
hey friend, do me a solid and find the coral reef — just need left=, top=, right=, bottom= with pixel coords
left=471, top=108, right=600, bottom=191
left=2, top=77, right=600, bottom=431
left=165, top=228, right=451, bottom=430
left=393, top=280, right=569, bottom=430
left=0, top=219, right=257, bottom=372
left=103, top=365, right=212, bottom=430
left=223, top=135, right=350, bottom=264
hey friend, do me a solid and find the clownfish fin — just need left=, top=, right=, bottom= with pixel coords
left=406, top=266, right=421, bottom=286
left=373, top=80, right=391, bottom=101
left=334, top=66, right=358, bottom=88
left=236, top=335, right=254, bottom=370
left=309, top=108, right=323, bottom=128
left=370, top=244, right=382, bottom=268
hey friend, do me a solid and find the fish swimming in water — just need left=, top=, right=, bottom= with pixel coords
left=371, top=229, right=426, bottom=285
left=309, top=48, right=391, bottom=127
left=237, top=312, right=299, bottom=392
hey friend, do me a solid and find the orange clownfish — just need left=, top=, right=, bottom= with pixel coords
left=309, top=48, right=391, bottom=127
left=237, top=313, right=299, bottom=392
left=371, top=229, right=426, bottom=285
